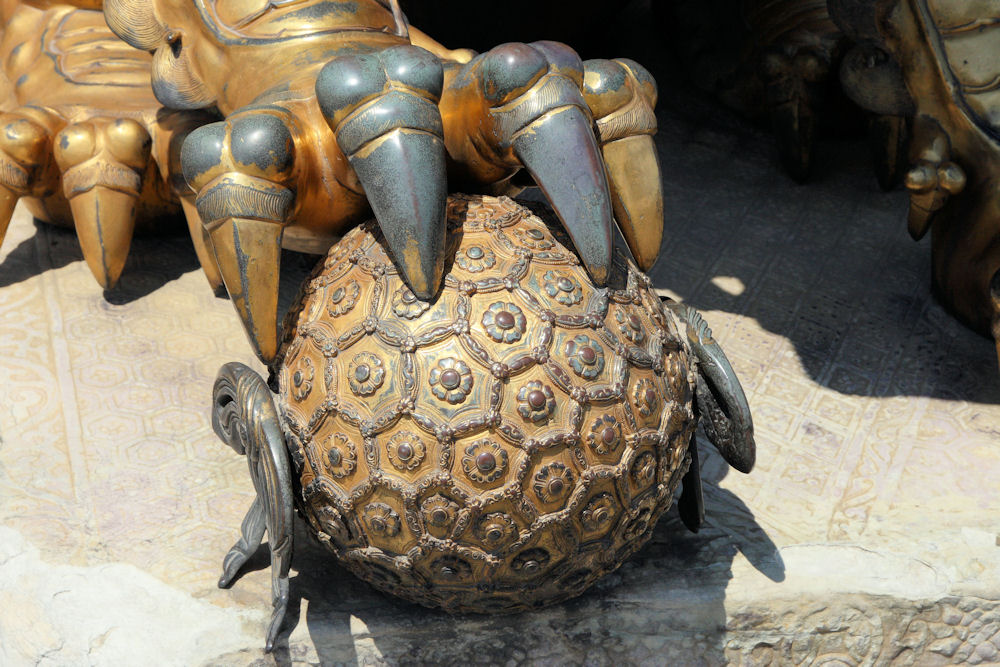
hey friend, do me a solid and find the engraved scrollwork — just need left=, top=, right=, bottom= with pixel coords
left=461, top=439, right=508, bottom=484
left=668, top=301, right=756, bottom=474
left=385, top=431, right=426, bottom=471
left=516, top=380, right=556, bottom=422
left=363, top=502, right=401, bottom=538
left=212, top=362, right=293, bottom=652
left=482, top=301, right=527, bottom=343
left=326, top=279, right=361, bottom=317
left=564, top=334, right=606, bottom=380
left=586, top=414, right=623, bottom=455
left=322, top=432, right=357, bottom=478
left=347, top=352, right=385, bottom=396
left=543, top=270, right=583, bottom=305
left=429, top=357, right=474, bottom=404
left=533, top=462, right=574, bottom=503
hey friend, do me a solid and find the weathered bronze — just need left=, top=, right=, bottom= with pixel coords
left=832, top=0, right=1000, bottom=359
left=0, top=1, right=218, bottom=289
left=102, top=0, right=664, bottom=364
left=0, top=2, right=759, bottom=650
left=213, top=196, right=756, bottom=650
left=746, top=0, right=847, bottom=182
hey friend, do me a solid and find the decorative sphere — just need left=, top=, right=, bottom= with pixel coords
left=277, top=195, right=696, bottom=613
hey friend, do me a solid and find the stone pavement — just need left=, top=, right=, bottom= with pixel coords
left=1, top=85, right=999, bottom=665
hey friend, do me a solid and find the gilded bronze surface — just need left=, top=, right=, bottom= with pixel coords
left=103, top=0, right=664, bottom=363
left=0, top=1, right=217, bottom=289
left=279, top=195, right=693, bottom=613
left=213, top=196, right=755, bottom=648
left=833, top=0, right=1000, bottom=360
left=0, top=2, right=758, bottom=650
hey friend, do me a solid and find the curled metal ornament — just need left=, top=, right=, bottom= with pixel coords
left=212, top=362, right=294, bottom=652
left=666, top=301, right=756, bottom=474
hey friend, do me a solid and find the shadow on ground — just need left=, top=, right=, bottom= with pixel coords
left=646, top=93, right=1000, bottom=405
left=0, top=219, right=204, bottom=304
left=224, top=438, right=782, bottom=665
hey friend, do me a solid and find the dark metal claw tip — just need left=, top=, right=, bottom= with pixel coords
left=264, top=593, right=288, bottom=653
left=667, top=301, right=757, bottom=474
left=512, top=105, right=614, bottom=285
left=678, top=442, right=705, bottom=533
left=348, top=129, right=448, bottom=299
left=218, top=556, right=241, bottom=589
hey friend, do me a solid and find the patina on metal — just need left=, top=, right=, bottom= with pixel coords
left=213, top=195, right=756, bottom=649
left=213, top=361, right=293, bottom=652
left=0, top=0, right=216, bottom=289
left=101, top=0, right=664, bottom=364
left=0, top=1, right=758, bottom=650
left=832, top=0, right=1000, bottom=361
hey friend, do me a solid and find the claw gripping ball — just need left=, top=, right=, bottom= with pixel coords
left=276, top=195, right=698, bottom=612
